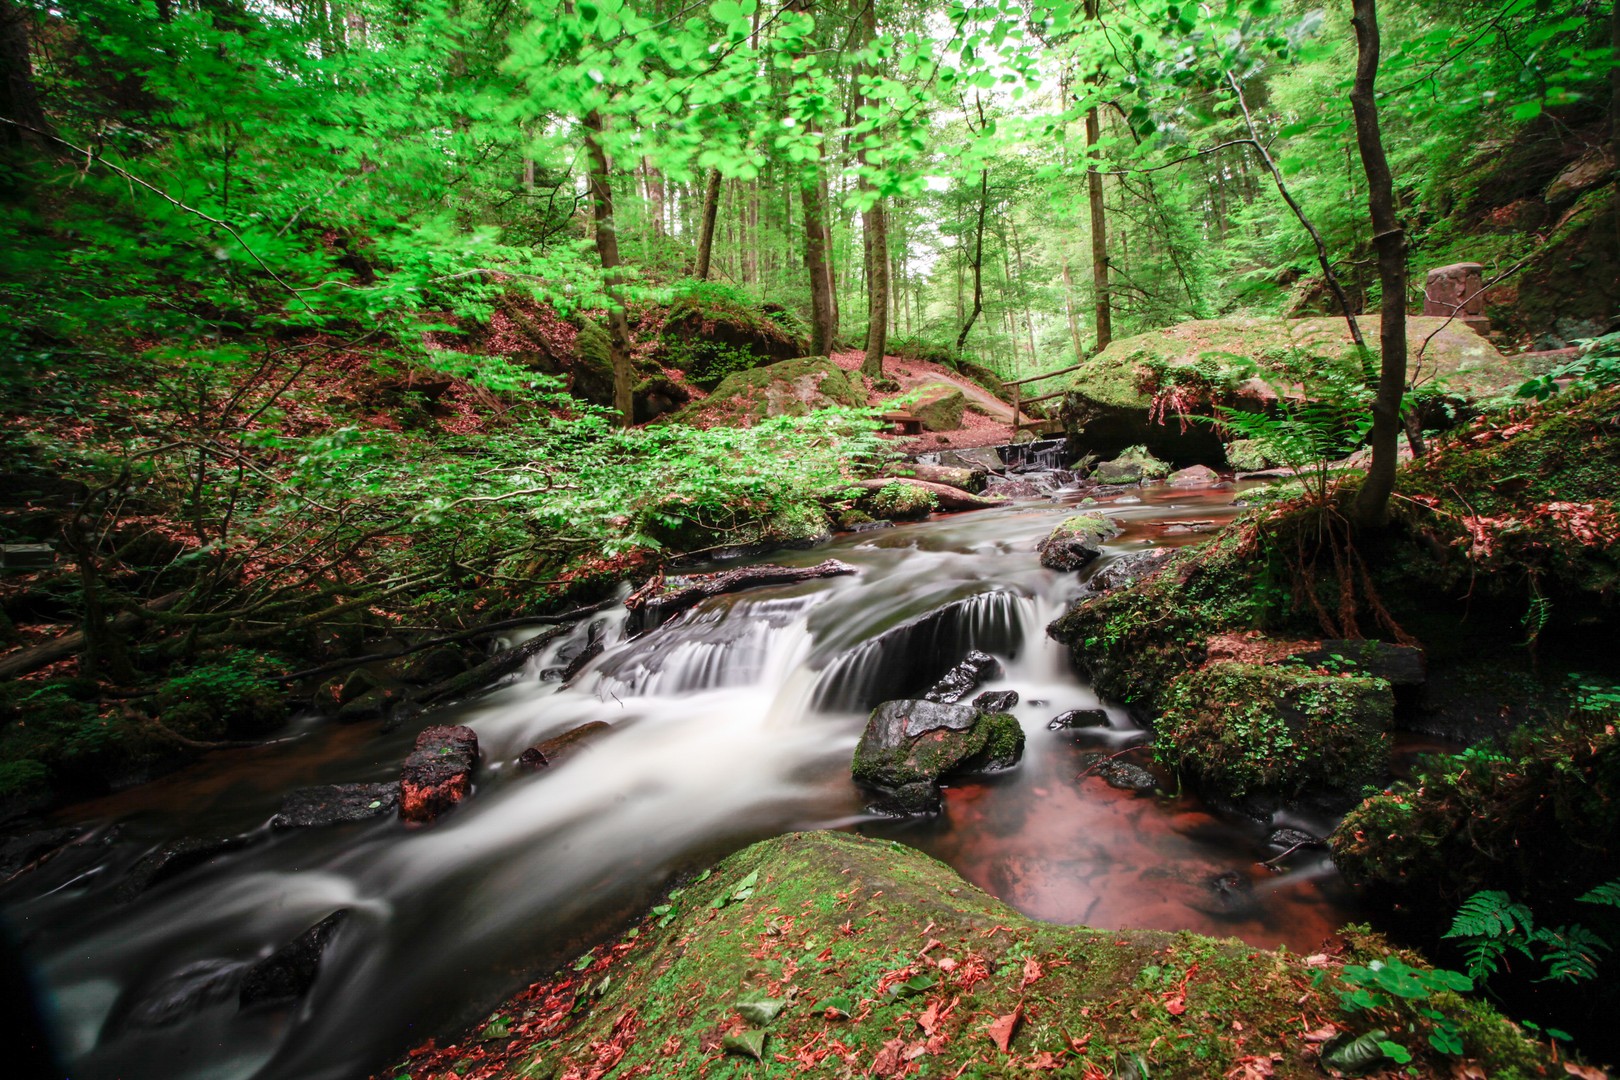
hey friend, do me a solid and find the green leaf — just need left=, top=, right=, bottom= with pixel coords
left=572, top=954, right=595, bottom=972
left=1509, top=100, right=1542, bottom=121
left=1321, top=1030, right=1396, bottom=1074
left=722, top=1028, right=766, bottom=1060
left=736, top=997, right=787, bottom=1025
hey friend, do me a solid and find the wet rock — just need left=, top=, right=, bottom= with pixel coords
left=517, top=721, right=612, bottom=770
left=338, top=667, right=385, bottom=705
left=119, top=958, right=248, bottom=1029
left=1084, top=550, right=1175, bottom=594
left=400, top=725, right=479, bottom=824
left=0, top=827, right=80, bottom=878
left=337, top=685, right=410, bottom=723
left=1267, top=828, right=1325, bottom=850
left=118, top=834, right=258, bottom=901
left=239, top=910, right=350, bottom=1010
left=972, top=690, right=1019, bottom=712
left=853, top=702, right=1025, bottom=812
left=270, top=783, right=401, bottom=829
left=922, top=650, right=1004, bottom=704
left=936, top=447, right=1006, bottom=473
left=400, top=646, right=469, bottom=685
left=984, top=476, right=1043, bottom=498
left=1143, top=868, right=1259, bottom=921
left=1080, top=754, right=1161, bottom=794
left=1037, top=512, right=1120, bottom=572
left=1047, top=708, right=1109, bottom=730
left=1091, top=447, right=1170, bottom=485
left=1293, top=639, right=1426, bottom=687
left=558, top=634, right=605, bottom=685
left=871, top=781, right=943, bottom=816
left=1167, top=464, right=1221, bottom=488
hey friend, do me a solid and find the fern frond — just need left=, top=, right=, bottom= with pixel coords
left=1446, top=890, right=1535, bottom=941
left=1577, top=880, right=1620, bottom=909
left=1535, top=924, right=1611, bottom=984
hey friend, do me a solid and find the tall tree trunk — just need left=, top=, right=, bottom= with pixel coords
left=1348, top=0, right=1408, bottom=529
left=583, top=113, right=636, bottom=427
left=1083, top=0, right=1112, bottom=351
left=956, top=169, right=990, bottom=353
left=1612, top=2, right=1620, bottom=260
left=0, top=0, right=51, bottom=152
left=1061, top=257, right=1085, bottom=360
left=695, top=167, right=722, bottom=280
left=820, top=171, right=839, bottom=334
left=802, top=167, right=836, bottom=354
left=857, top=0, right=887, bottom=377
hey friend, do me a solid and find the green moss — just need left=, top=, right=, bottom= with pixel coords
left=1156, top=662, right=1393, bottom=801
left=862, top=480, right=936, bottom=520
left=1224, top=438, right=1278, bottom=472
left=673, top=356, right=864, bottom=428
left=397, top=831, right=1549, bottom=1080
left=1049, top=512, right=1118, bottom=544
left=660, top=282, right=808, bottom=389
left=155, top=652, right=287, bottom=739
left=976, top=711, right=1024, bottom=768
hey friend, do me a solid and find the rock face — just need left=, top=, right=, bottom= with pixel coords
left=922, top=650, right=1004, bottom=703
left=972, top=689, right=1019, bottom=712
left=270, top=783, right=401, bottom=829
left=1422, top=262, right=1490, bottom=335
left=673, top=356, right=863, bottom=428
left=909, top=384, right=966, bottom=431
left=1048, top=708, right=1109, bottom=730
left=400, top=725, right=479, bottom=824
left=852, top=700, right=1024, bottom=811
left=1037, top=512, right=1120, bottom=571
left=1092, top=447, right=1170, bottom=485
left=239, top=910, right=350, bottom=1009
left=1156, top=662, right=1393, bottom=803
left=517, top=721, right=612, bottom=770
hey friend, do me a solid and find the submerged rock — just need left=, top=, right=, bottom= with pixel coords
left=922, top=650, right=1004, bottom=704
left=972, top=689, right=1019, bottom=712
left=1267, top=827, right=1325, bottom=850
left=517, top=721, right=612, bottom=770
left=119, top=958, right=249, bottom=1029
left=270, top=783, right=401, bottom=829
left=117, top=834, right=258, bottom=901
left=1048, top=708, right=1109, bottom=730
left=852, top=701, right=1025, bottom=813
left=239, top=909, right=350, bottom=1010
left=1037, top=512, right=1120, bottom=571
left=0, top=827, right=80, bottom=878
left=400, top=724, right=479, bottom=824
left=1084, top=549, right=1174, bottom=595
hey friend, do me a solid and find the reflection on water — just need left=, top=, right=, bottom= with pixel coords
left=1, top=481, right=1357, bottom=1080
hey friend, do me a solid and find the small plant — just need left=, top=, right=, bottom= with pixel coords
left=1517, top=324, right=1620, bottom=400
left=1332, top=956, right=1473, bottom=1062
left=1445, top=884, right=1620, bottom=985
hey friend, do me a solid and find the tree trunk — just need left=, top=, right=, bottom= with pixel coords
left=583, top=112, right=636, bottom=427
left=955, top=169, right=990, bottom=353
left=1348, top=0, right=1408, bottom=529
left=695, top=167, right=722, bottom=280
left=803, top=164, right=836, bottom=354
left=0, top=0, right=51, bottom=152
left=1061, top=257, right=1085, bottom=360
left=857, top=0, right=886, bottom=377
left=1083, top=0, right=1111, bottom=351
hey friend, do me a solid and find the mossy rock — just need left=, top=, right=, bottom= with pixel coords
left=856, top=480, right=937, bottom=521
left=660, top=281, right=809, bottom=389
left=852, top=701, right=1024, bottom=791
left=1156, top=661, right=1393, bottom=803
left=1224, top=438, right=1281, bottom=472
left=1092, top=445, right=1170, bottom=484
left=395, top=831, right=1552, bottom=1080
left=911, top=384, right=967, bottom=431
left=673, top=356, right=864, bottom=428
left=156, top=653, right=288, bottom=739
left=1037, top=512, right=1120, bottom=571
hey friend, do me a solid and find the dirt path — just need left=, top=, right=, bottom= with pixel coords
left=829, top=350, right=1047, bottom=450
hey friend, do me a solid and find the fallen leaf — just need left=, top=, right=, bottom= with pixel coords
left=1301, top=1025, right=1339, bottom=1044
left=1021, top=956, right=1045, bottom=988
left=936, top=957, right=958, bottom=973
left=988, top=1005, right=1023, bottom=1053
left=871, top=1037, right=907, bottom=1077
left=1164, top=994, right=1186, bottom=1016
left=722, top=1028, right=766, bottom=1061
left=917, top=1000, right=941, bottom=1035
left=1564, top=1065, right=1607, bottom=1080
left=1027, top=1050, right=1064, bottom=1069
left=735, top=997, right=786, bottom=1025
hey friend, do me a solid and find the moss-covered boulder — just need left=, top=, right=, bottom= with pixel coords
left=390, top=831, right=1553, bottom=1080
left=1224, top=438, right=1282, bottom=472
left=1058, top=316, right=1527, bottom=465
left=659, top=282, right=809, bottom=389
left=852, top=700, right=1023, bottom=811
left=673, top=356, right=864, bottom=428
left=910, top=383, right=967, bottom=431
left=854, top=479, right=937, bottom=521
left=1156, top=662, right=1393, bottom=804
left=1037, top=511, right=1120, bottom=571
left=1092, top=445, right=1170, bottom=484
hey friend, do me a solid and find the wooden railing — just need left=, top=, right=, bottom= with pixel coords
left=1007, top=362, right=1084, bottom=436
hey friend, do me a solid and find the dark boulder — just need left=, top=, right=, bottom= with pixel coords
left=922, top=650, right=1004, bottom=704
left=400, top=725, right=479, bottom=824
left=1047, top=708, right=1109, bottom=730
left=852, top=701, right=1025, bottom=814
left=517, top=721, right=613, bottom=770
left=239, top=910, right=350, bottom=1010
left=399, top=646, right=470, bottom=685
left=972, top=690, right=1019, bottom=712
left=0, top=827, right=80, bottom=878
left=1084, top=549, right=1174, bottom=594
left=1080, top=754, right=1161, bottom=794
left=117, top=834, right=258, bottom=901
left=118, top=958, right=248, bottom=1029
left=1036, top=513, right=1120, bottom=572
left=1267, top=827, right=1325, bottom=850
left=270, top=783, right=401, bottom=829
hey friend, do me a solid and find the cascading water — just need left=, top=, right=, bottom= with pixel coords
left=1, top=483, right=1357, bottom=1080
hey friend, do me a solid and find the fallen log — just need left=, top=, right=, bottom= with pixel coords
left=0, top=591, right=183, bottom=682
left=414, top=623, right=573, bottom=707
left=626, top=559, right=857, bottom=629
left=851, top=478, right=1006, bottom=512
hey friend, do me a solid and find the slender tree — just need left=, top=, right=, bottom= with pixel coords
left=857, top=0, right=887, bottom=376
left=582, top=112, right=636, bottom=427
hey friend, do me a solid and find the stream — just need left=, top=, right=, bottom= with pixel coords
left=1, top=480, right=1360, bottom=1080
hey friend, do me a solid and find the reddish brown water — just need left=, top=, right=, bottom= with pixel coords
left=3, top=478, right=1362, bottom=1080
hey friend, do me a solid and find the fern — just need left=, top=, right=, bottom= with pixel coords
left=1577, top=881, right=1620, bottom=909
left=1536, top=925, right=1611, bottom=984
left=1445, top=890, right=1538, bottom=981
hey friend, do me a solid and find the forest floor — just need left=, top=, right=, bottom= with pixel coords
left=829, top=350, right=1036, bottom=450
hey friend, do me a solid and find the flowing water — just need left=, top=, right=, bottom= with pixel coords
left=1, top=481, right=1359, bottom=1080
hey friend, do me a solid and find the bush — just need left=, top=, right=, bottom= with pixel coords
left=156, top=653, right=288, bottom=739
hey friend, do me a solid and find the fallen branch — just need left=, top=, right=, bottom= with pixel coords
left=625, top=559, right=858, bottom=629
left=0, top=592, right=184, bottom=682
left=851, top=478, right=1006, bottom=512
left=414, top=623, right=575, bottom=707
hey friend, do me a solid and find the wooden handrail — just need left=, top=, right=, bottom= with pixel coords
left=1004, top=362, right=1084, bottom=387
left=1019, top=389, right=1068, bottom=406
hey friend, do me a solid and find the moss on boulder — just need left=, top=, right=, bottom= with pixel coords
left=1092, top=445, right=1171, bottom=484
left=673, top=356, right=864, bottom=428
left=389, top=831, right=1552, bottom=1080
left=1156, top=662, right=1392, bottom=803
left=852, top=700, right=1024, bottom=793
left=660, top=281, right=809, bottom=389
left=856, top=479, right=937, bottom=521
left=1037, top=511, right=1120, bottom=571
left=910, top=383, right=967, bottom=431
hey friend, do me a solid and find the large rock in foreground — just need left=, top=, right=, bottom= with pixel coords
left=384, top=832, right=1552, bottom=1080
left=400, top=725, right=479, bottom=824
left=852, top=700, right=1023, bottom=812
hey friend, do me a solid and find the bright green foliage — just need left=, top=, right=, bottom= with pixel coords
left=1334, top=957, right=1474, bottom=1061
left=1445, top=886, right=1620, bottom=985
left=1518, top=326, right=1620, bottom=401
